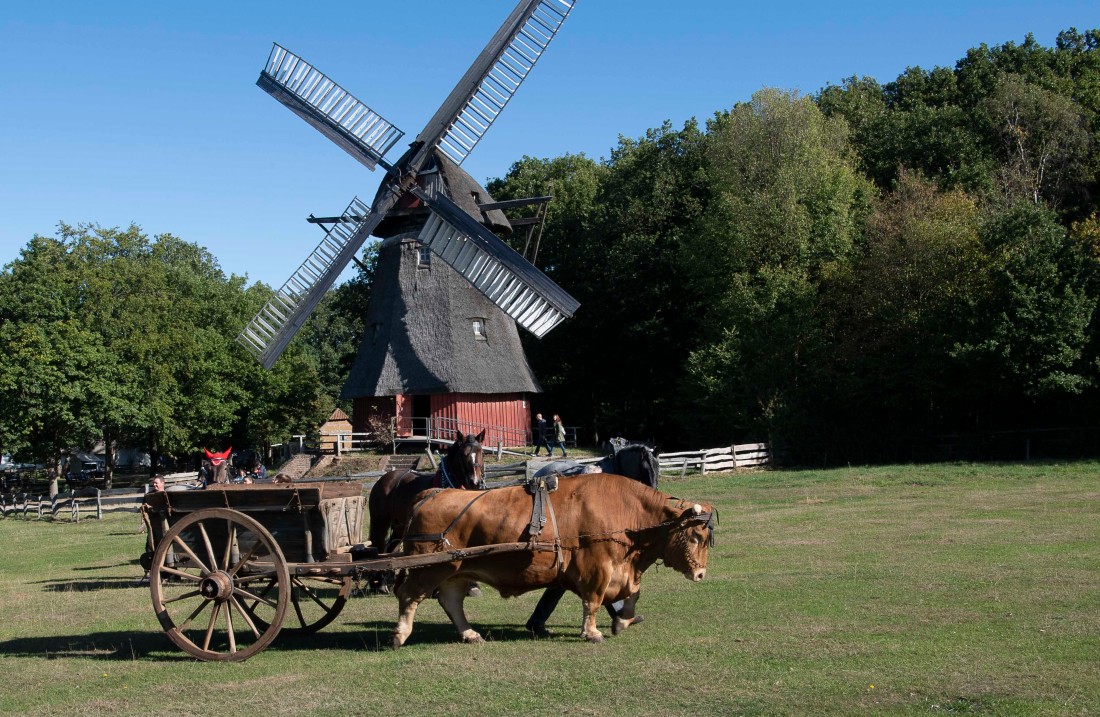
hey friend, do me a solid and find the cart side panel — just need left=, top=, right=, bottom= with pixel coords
left=319, top=496, right=366, bottom=554
left=143, top=482, right=366, bottom=563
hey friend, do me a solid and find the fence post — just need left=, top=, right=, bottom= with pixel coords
left=37, top=495, right=44, bottom=519
left=96, top=489, right=103, bottom=520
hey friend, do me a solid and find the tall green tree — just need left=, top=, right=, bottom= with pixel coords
left=681, top=89, right=873, bottom=449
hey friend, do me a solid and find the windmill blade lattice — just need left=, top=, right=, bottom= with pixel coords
left=237, top=197, right=381, bottom=368
left=257, top=44, right=405, bottom=171
left=413, top=188, right=579, bottom=337
left=418, top=0, right=577, bottom=166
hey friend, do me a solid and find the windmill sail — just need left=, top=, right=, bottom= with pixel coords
left=412, top=188, right=579, bottom=337
left=237, top=197, right=382, bottom=368
left=413, top=0, right=577, bottom=167
left=257, top=44, right=404, bottom=171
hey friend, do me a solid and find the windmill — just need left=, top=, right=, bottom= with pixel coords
left=237, top=0, right=580, bottom=382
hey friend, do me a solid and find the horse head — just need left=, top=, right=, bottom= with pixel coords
left=442, top=430, right=485, bottom=489
left=202, top=447, right=232, bottom=485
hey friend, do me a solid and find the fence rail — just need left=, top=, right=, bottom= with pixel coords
left=1, top=486, right=149, bottom=522
left=658, top=443, right=770, bottom=476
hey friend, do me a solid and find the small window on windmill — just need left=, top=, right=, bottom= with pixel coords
left=418, top=245, right=431, bottom=268
left=471, top=318, right=487, bottom=341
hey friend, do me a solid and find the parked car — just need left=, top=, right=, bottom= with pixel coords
left=65, top=452, right=105, bottom=489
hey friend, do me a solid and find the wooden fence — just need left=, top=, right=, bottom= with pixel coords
left=0, top=486, right=149, bottom=522
left=658, top=443, right=770, bottom=477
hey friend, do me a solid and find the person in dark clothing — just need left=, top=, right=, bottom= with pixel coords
left=533, top=413, right=550, bottom=456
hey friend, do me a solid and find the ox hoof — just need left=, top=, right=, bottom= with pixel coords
left=584, top=632, right=605, bottom=644
left=611, top=614, right=644, bottom=636
left=526, top=623, right=553, bottom=639
left=462, top=630, right=484, bottom=644
left=467, top=585, right=482, bottom=598
left=391, top=633, right=406, bottom=649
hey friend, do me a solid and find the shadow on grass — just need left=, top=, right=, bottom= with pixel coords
left=0, top=622, right=548, bottom=661
left=72, top=560, right=142, bottom=572
left=345, top=620, right=554, bottom=647
left=34, top=575, right=146, bottom=592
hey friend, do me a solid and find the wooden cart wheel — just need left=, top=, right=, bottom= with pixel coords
left=149, top=508, right=290, bottom=662
left=250, top=573, right=352, bottom=636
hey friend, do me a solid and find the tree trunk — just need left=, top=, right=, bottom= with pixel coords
left=149, top=436, right=160, bottom=478
left=103, top=426, right=115, bottom=489
left=48, top=454, right=61, bottom=498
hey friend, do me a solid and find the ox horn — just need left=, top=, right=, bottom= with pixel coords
left=691, top=503, right=703, bottom=515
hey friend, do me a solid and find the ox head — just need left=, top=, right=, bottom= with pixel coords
left=445, top=430, right=486, bottom=489
left=663, top=502, right=717, bottom=582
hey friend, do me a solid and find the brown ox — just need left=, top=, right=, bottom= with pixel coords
left=392, top=473, right=715, bottom=647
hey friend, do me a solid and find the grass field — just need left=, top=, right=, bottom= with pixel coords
left=0, top=462, right=1097, bottom=716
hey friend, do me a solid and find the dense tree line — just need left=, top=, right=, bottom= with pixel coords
left=481, top=29, right=1100, bottom=461
left=0, top=224, right=329, bottom=490
left=4, top=29, right=1098, bottom=470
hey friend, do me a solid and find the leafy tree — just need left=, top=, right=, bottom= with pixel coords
left=0, top=224, right=331, bottom=485
left=955, top=202, right=1095, bottom=397
left=985, top=74, right=1091, bottom=207
left=681, top=89, right=872, bottom=450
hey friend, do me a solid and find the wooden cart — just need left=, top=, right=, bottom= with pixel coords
left=141, top=481, right=543, bottom=661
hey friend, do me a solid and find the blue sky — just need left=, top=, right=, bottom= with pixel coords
left=1, top=1, right=1095, bottom=289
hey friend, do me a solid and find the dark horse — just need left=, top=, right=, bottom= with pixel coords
left=368, top=430, right=485, bottom=555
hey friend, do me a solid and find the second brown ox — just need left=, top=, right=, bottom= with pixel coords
left=392, top=473, right=715, bottom=647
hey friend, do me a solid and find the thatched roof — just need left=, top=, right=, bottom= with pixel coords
left=372, top=150, right=511, bottom=239
left=341, top=234, right=542, bottom=398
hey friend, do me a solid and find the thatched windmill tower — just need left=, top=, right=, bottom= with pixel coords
left=340, top=153, right=544, bottom=446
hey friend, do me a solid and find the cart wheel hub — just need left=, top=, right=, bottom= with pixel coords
left=200, top=571, right=234, bottom=601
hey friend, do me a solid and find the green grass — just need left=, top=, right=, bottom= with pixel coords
left=1, top=462, right=1098, bottom=716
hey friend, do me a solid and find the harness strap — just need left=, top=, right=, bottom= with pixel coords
left=543, top=485, right=564, bottom=571
left=528, top=482, right=547, bottom=539
left=403, top=488, right=495, bottom=547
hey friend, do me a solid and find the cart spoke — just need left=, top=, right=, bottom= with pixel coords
left=228, top=541, right=262, bottom=576
left=159, top=565, right=203, bottom=582
left=234, top=586, right=278, bottom=610
left=162, top=589, right=202, bottom=605
left=229, top=595, right=262, bottom=638
left=297, top=581, right=334, bottom=612
left=225, top=602, right=237, bottom=654
left=238, top=576, right=277, bottom=620
left=222, top=523, right=236, bottom=572
left=202, top=602, right=222, bottom=652
left=171, top=535, right=211, bottom=575
left=178, top=596, right=213, bottom=632
left=197, top=522, right=219, bottom=572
